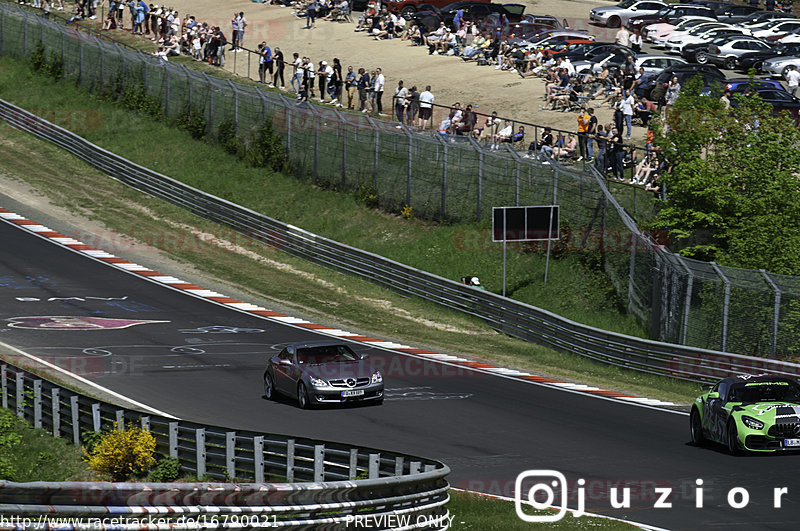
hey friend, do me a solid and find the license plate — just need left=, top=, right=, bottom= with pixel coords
left=342, top=389, right=364, bottom=397
left=784, top=439, right=800, bottom=447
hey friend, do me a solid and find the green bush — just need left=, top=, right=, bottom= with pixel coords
left=218, top=119, right=244, bottom=157
left=119, top=86, right=162, bottom=118
left=149, top=456, right=181, bottom=483
left=244, top=120, right=286, bottom=172
left=354, top=184, right=379, bottom=209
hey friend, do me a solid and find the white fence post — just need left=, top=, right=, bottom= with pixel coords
left=286, top=439, right=295, bottom=482
left=70, top=395, right=80, bottom=446
left=51, top=388, right=60, bottom=437
left=196, top=428, right=206, bottom=479
left=314, top=444, right=325, bottom=482
left=226, top=431, right=236, bottom=480
left=253, top=436, right=264, bottom=483
left=169, top=422, right=178, bottom=458
left=368, top=453, right=380, bottom=479
left=33, top=380, right=42, bottom=428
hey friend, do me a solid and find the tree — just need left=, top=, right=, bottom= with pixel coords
left=650, top=75, right=800, bottom=275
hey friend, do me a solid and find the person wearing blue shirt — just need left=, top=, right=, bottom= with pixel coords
left=258, top=42, right=272, bottom=84
left=453, top=8, right=464, bottom=32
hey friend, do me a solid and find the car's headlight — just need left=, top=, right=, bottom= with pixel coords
left=741, top=416, right=764, bottom=430
left=309, top=377, right=328, bottom=387
left=371, top=371, right=383, bottom=384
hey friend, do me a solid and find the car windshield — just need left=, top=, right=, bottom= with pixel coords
left=728, top=381, right=800, bottom=403
left=296, top=345, right=359, bottom=365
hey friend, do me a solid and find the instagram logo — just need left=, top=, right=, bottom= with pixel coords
left=515, top=470, right=569, bottom=523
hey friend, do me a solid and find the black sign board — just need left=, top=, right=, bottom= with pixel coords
left=492, top=206, right=560, bottom=242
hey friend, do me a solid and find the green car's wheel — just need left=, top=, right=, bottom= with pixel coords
left=690, top=408, right=705, bottom=446
left=727, top=421, right=742, bottom=456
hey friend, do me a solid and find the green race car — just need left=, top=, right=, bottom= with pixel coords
left=690, top=374, right=800, bottom=454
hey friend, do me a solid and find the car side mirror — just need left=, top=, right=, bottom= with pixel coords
left=279, top=359, right=292, bottom=366
left=707, top=391, right=720, bottom=400
left=359, top=353, right=370, bottom=360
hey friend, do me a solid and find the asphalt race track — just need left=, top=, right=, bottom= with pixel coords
left=1, top=213, right=799, bottom=530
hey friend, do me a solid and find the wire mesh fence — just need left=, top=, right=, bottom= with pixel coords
left=3, top=2, right=800, bottom=362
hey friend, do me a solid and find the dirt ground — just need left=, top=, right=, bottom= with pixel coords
left=136, top=0, right=646, bottom=142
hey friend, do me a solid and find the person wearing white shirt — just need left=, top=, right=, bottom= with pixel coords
left=786, top=65, right=800, bottom=97
left=418, top=85, right=434, bottom=129
left=373, top=68, right=385, bottom=115
left=561, top=57, right=575, bottom=77
left=621, top=89, right=635, bottom=139
left=615, top=26, right=630, bottom=48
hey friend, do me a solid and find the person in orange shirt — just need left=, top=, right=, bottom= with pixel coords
left=577, top=107, right=590, bottom=162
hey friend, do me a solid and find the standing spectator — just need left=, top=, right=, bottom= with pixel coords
left=608, top=128, right=625, bottom=180
left=215, top=27, right=227, bottom=67
left=629, top=28, right=642, bottom=54
left=720, top=89, right=732, bottom=109
left=765, top=0, right=775, bottom=10
left=622, top=89, right=635, bottom=139
left=358, top=68, right=371, bottom=112
left=586, top=107, right=597, bottom=163
left=406, top=85, right=420, bottom=126
left=373, top=67, right=385, bottom=116
left=394, top=80, right=409, bottom=123
left=613, top=94, right=624, bottom=138
left=332, top=58, right=343, bottom=106
left=345, top=66, right=357, bottom=110
left=318, top=60, right=331, bottom=102
left=291, top=52, right=303, bottom=93
left=272, top=47, right=285, bottom=89
left=594, top=124, right=608, bottom=172
left=576, top=107, right=590, bottom=162
left=615, top=25, right=630, bottom=48
left=418, top=85, right=434, bottom=129
left=664, top=76, right=681, bottom=112
left=785, top=65, right=800, bottom=97
left=232, top=12, right=247, bottom=51
left=258, top=42, right=272, bottom=84
left=305, top=0, right=318, bottom=30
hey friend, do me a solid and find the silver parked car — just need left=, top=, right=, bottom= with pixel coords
left=263, top=341, right=384, bottom=408
left=761, top=55, right=800, bottom=78
left=635, top=54, right=688, bottom=76
left=707, top=37, right=773, bottom=69
left=589, top=0, right=667, bottom=28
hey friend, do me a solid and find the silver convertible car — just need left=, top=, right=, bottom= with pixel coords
left=263, top=341, right=384, bottom=408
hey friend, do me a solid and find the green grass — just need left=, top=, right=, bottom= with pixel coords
left=0, top=409, right=92, bottom=482
left=0, top=55, right=700, bottom=404
left=446, top=491, right=637, bottom=530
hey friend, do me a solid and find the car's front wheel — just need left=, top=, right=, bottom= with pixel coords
left=263, top=372, right=275, bottom=400
left=695, top=51, right=708, bottom=64
left=690, top=408, right=705, bottom=446
left=400, top=6, right=416, bottom=19
left=297, top=382, right=312, bottom=409
left=724, top=57, right=737, bottom=70
left=607, top=16, right=621, bottom=28
left=727, top=421, right=742, bottom=456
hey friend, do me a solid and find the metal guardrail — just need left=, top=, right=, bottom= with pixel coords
left=1, top=100, right=799, bottom=383
left=0, top=361, right=450, bottom=529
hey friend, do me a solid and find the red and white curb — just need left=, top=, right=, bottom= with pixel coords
left=0, top=208, right=680, bottom=409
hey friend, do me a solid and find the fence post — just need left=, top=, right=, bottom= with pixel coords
left=675, top=255, right=694, bottom=346
left=761, top=270, right=781, bottom=358
left=115, top=410, right=124, bottom=431
left=0, top=8, right=4, bottom=56
left=226, top=431, right=236, bottom=480
left=253, top=436, right=264, bottom=483
left=141, top=416, right=150, bottom=432
left=15, top=372, right=23, bottom=419
left=410, top=461, right=421, bottom=474
left=710, top=262, right=731, bottom=352
left=1, top=364, right=6, bottom=410
left=314, top=444, right=325, bottom=482
left=51, top=388, right=60, bottom=437
left=196, top=428, right=206, bottom=479
left=436, top=136, right=448, bottom=218
left=70, top=395, right=80, bottom=446
left=169, top=422, right=178, bottom=458
left=203, top=73, right=214, bottom=135
left=504, top=145, right=521, bottom=205
left=394, top=456, right=404, bottom=476
left=33, top=380, right=42, bottom=428
left=184, top=66, right=193, bottom=109
left=227, top=80, right=239, bottom=134
left=22, top=11, right=27, bottom=56
left=404, top=126, right=414, bottom=207
left=627, top=233, right=637, bottom=314
left=286, top=439, right=295, bottom=482
left=91, top=403, right=100, bottom=432
left=97, top=37, right=104, bottom=94
left=313, top=109, right=319, bottom=181
left=468, top=138, right=484, bottom=222
left=367, top=116, right=380, bottom=190
left=164, top=66, right=171, bottom=117
left=335, top=109, right=347, bottom=187
left=78, top=38, right=83, bottom=86
left=349, top=449, right=358, bottom=480
left=368, top=453, right=380, bottom=479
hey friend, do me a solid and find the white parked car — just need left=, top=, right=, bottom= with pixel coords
left=589, top=0, right=667, bottom=28
left=664, top=24, right=737, bottom=53
left=645, top=16, right=716, bottom=46
left=635, top=54, right=688, bottom=75
left=751, top=20, right=800, bottom=41
left=665, top=27, right=749, bottom=54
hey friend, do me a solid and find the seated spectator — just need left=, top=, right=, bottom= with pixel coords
left=478, top=111, right=500, bottom=142
left=327, top=0, right=348, bottom=20
left=634, top=98, right=657, bottom=126
left=455, top=104, right=477, bottom=135
left=553, top=133, right=577, bottom=160
left=551, top=81, right=583, bottom=112
left=525, top=126, right=554, bottom=159
left=632, top=151, right=658, bottom=185
left=491, top=120, right=513, bottom=150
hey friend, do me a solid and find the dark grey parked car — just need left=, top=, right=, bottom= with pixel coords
left=263, top=341, right=384, bottom=408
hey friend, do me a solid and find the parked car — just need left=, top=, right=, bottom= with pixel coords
left=714, top=4, right=761, bottom=24
left=627, top=4, right=718, bottom=31
left=589, top=0, right=667, bottom=28
left=738, top=42, right=800, bottom=71
left=681, top=36, right=731, bottom=63
left=761, top=54, right=800, bottom=77
left=707, top=36, right=773, bottom=69
left=385, top=0, right=488, bottom=19
left=573, top=49, right=633, bottom=74
left=640, top=63, right=725, bottom=101
left=729, top=86, right=800, bottom=121
left=562, top=42, right=634, bottom=61
left=636, top=54, right=689, bottom=75
left=665, top=26, right=748, bottom=54
left=740, top=10, right=797, bottom=27
left=645, top=16, right=717, bottom=45
left=263, top=341, right=384, bottom=409
left=750, top=19, right=800, bottom=42
left=524, top=30, right=596, bottom=48
left=413, top=1, right=525, bottom=29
